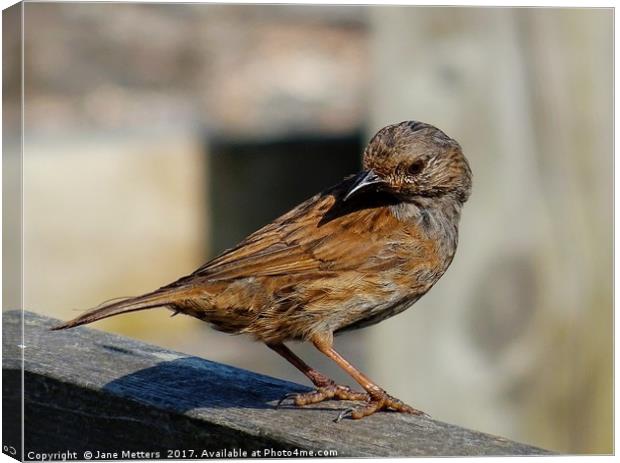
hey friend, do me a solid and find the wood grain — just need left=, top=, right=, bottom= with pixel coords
left=3, top=311, right=552, bottom=457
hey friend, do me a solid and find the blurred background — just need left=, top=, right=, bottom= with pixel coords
left=2, top=3, right=612, bottom=454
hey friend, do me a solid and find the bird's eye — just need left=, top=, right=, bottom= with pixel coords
left=407, top=159, right=425, bottom=176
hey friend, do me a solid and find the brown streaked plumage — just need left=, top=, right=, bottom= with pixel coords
left=53, top=121, right=472, bottom=421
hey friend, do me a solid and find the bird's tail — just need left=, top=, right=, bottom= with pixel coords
left=51, top=288, right=183, bottom=331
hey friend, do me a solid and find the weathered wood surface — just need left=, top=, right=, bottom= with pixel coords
left=3, top=311, right=552, bottom=457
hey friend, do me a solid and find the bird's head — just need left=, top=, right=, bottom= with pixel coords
left=345, top=121, right=472, bottom=204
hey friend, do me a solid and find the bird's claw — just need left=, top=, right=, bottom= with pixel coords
left=334, top=407, right=355, bottom=423
left=277, top=387, right=429, bottom=422
left=275, top=384, right=368, bottom=410
left=276, top=392, right=301, bottom=409
left=333, top=390, right=428, bottom=421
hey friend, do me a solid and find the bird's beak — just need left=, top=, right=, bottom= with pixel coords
left=343, top=170, right=387, bottom=201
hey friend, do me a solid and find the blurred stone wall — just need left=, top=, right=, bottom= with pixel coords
left=20, top=3, right=368, bottom=139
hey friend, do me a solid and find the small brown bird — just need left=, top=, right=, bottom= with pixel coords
left=54, top=121, right=472, bottom=421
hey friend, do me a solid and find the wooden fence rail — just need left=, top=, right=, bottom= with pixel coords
left=2, top=311, right=552, bottom=458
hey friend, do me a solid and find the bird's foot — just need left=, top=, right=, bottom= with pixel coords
left=277, top=383, right=368, bottom=408
left=334, top=390, right=429, bottom=422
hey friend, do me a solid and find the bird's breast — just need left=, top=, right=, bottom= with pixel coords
left=329, top=203, right=460, bottom=333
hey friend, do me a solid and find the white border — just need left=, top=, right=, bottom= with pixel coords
left=0, top=2, right=615, bottom=462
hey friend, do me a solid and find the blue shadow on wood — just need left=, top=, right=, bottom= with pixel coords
left=101, top=351, right=310, bottom=411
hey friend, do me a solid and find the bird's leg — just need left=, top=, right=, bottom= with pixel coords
left=311, top=335, right=428, bottom=421
left=266, top=343, right=368, bottom=407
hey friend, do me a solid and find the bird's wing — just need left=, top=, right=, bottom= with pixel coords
left=189, top=186, right=407, bottom=282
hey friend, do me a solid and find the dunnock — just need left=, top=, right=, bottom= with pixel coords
left=54, top=121, right=472, bottom=421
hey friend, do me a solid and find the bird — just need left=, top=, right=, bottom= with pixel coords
left=53, top=120, right=472, bottom=421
